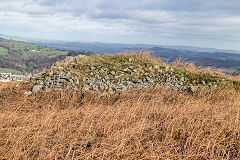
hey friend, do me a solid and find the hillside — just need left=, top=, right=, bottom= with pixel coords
left=152, top=47, right=240, bottom=73
left=0, top=53, right=240, bottom=159
left=0, top=38, right=94, bottom=74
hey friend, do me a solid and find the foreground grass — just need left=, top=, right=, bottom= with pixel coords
left=0, top=83, right=239, bottom=159
left=0, top=81, right=21, bottom=90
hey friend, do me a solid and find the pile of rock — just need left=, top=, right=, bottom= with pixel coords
left=25, top=71, right=80, bottom=95
left=25, top=54, right=223, bottom=96
left=28, top=66, right=192, bottom=96
left=80, top=65, right=190, bottom=94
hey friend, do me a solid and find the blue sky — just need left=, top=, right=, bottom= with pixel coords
left=1, top=0, right=240, bottom=50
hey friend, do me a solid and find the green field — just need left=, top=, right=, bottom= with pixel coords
left=21, top=51, right=40, bottom=58
left=0, top=67, right=21, bottom=74
left=0, top=47, right=8, bottom=55
left=45, top=50, right=68, bottom=57
left=0, top=38, right=92, bottom=74
left=0, top=39, right=52, bottom=52
left=0, top=39, right=68, bottom=58
left=0, top=38, right=70, bottom=74
left=20, top=50, right=68, bottom=58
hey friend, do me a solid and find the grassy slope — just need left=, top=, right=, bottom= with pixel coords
left=0, top=38, right=69, bottom=73
left=0, top=39, right=50, bottom=51
left=0, top=39, right=67, bottom=58
left=0, top=47, right=8, bottom=55
left=0, top=82, right=240, bottom=159
left=0, top=67, right=21, bottom=73
left=1, top=53, right=240, bottom=159
left=0, top=81, right=21, bottom=90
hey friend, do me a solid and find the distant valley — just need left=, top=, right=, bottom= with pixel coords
left=33, top=39, right=240, bottom=74
left=1, top=34, right=240, bottom=74
left=0, top=38, right=94, bottom=74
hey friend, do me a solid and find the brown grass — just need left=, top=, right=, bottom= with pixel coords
left=0, top=82, right=240, bottom=159
left=117, top=49, right=165, bottom=64
left=171, top=57, right=226, bottom=77
left=0, top=52, right=239, bottom=159
left=117, top=50, right=226, bottom=76
left=117, top=49, right=153, bottom=58
left=0, top=81, right=21, bottom=90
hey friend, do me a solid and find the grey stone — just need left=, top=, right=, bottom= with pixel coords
left=24, top=91, right=32, bottom=96
left=129, top=66, right=134, bottom=70
left=201, top=80, right=206, bottom=85
left=69, top=79, right=74, bottom=84
left=123, top=68, right=128, bottom=72
left=75, top=79, right=80, bottom=85
left=165, top=66, right=169, bottom=71
left=110, top=71, right=116, bottom=75
left=154, top=65, right=160, bottom=70
left=190, top=85, right=198, bottom=93
left=90, top=66, right=95, bottom=70
left=212, top=84, right=218, bottom=88
left=149, top=79, right=154, bottom=85
left=66, top=72, right=72, bottom=78
left=146, top=77, right=150, bottom=81
left=82, top=84, right=91, bottom=92
left=100, top=85, right=105, bottom=91
left=32, top=85, right=43, bottom=93
left=180, top=77, right=185, bottom=82
left=83, top=77, right=88, bottom=82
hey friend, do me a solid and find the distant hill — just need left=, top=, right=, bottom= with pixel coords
left=0, top=38, right=94, bottom=74
left=151, top=47, right=240, bottom=73
left=3, top=33, right=240, bottom=54
left=1, top=33, right=240, bottom=74
left=31, top=41, right=155, bottom=54
left=33, top=40, right=240, bottom=54
left=35, top=40, right=240, bottom=73
left=158, top=45, right=240, bottom=54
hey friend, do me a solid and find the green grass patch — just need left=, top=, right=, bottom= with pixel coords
left=20, top=50, right=68, bottom=58
left=0, top=39, right=51, bottom=52
left=0, top=47, right=8, bottom=55
left=42, top=50, right=68, bottom=57
left=0, top=67, right=21, bottom=74
left=21, top=51, right=39, bottom=58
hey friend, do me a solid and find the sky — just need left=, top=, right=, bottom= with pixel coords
left=1, top=0, right=240, bottom=50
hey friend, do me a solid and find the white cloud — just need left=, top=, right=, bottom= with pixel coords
left=0, top=0, right=240, bottom=49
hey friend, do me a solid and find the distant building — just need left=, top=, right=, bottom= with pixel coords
left=0, top=72, right=32, bottom=82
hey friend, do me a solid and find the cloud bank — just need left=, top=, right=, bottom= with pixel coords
left=0, top=0, right=240, bottom=50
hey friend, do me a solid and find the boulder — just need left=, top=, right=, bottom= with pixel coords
left=32, top=85, right=43, bottom=93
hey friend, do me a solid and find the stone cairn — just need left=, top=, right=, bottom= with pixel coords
left=25, top=63, right=202, bottom=96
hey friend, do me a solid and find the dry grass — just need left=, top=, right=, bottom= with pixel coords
left=0, top=52, right=240, bottom=159
left=117, top=50, right=226, bottom=76
left=0, top=81, right=21, bottom=90
left=171, top=57, right=226, bottom=76
left=117, top=49, right=153, bottom=58
left=0, top=82, right=240, bottom=159
left=117, top=49, right=166, bottom=65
